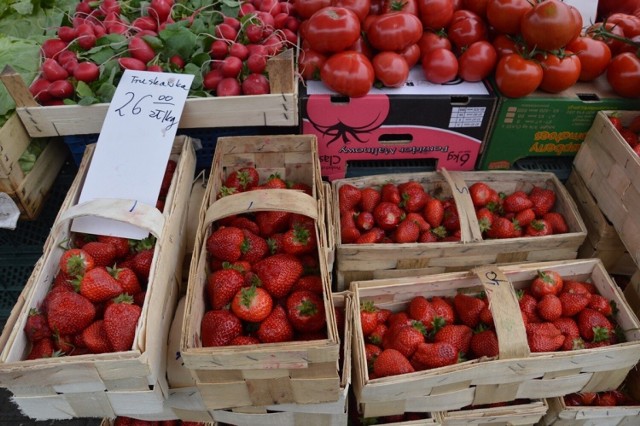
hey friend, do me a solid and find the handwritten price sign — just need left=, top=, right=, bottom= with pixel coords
left=72, top=70, right=194, bottom=239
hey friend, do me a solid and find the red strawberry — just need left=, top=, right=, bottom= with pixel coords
left=80, top=266, right=123, bottom=303
left=240, top=229, right=269, bottom=263
left=207, top=268, right=245, bottom=310
left=387, top=322, right=426, bottom=357
left=291, top=275, right=324, bottom=295
left=373, top=201, right=403, bottom=231
left=231, top=285, right=274, bottom=323
left=82, top=320, right=113, bottom=354
left=52, top=332, right=75, bottom=354
left=559, top=291, right=591, bottom=317
left=286, top=290, right=326, bottom=332
left=514, top=208, right=536, bottom=228
left=103, top=294, right=142, bottom=351
left=282, top=223, right=317, bottom=255
left=469, top=182, right=494, bottom=208
left=400, top=184, right=428, bottom=212
left=355, top=211, right=375, bottom=231
left=453, top=293, right=486, bottom=328
left=431, top=296, right=455, bottom=326
left=253, top=253, right=304, bottom=298
left=26, top=337, right=57, bottom=360
left=526, top=322, right=565, bottom=352
left=360, top=187, right=381, bottom=212
left=562, top=280, right=593, bottom=295
left=289, top=181, right=313, bottom=195
left=408, top=296, right=438, bottom=331
left=338, top=184, right=362, bottom=214
left=553, top=317, right=583, bottom=351
left=519, top=291, right=542, bottom=323
left=257, top=305, right=294, bottom=343
left=255, top=210, right=292, bottom=237
left=230, top=335, right=260, bottom=345
left=503, top=191, right=534, bottom=213
left=529, top=186, right=556, bottom=217
left=82, top=241, right=118, bottom=267
left=206, top=226, right=245, bottom=261
left=109, top=266, right=142, bottom=296
left=59, top=248, right=95, bottom=277
left=588, top=294, right=613, bottom=316
left=392, top=219, right=420, bottom=243
left=131, top=248, right=154, bottom=281
left=97, top=235, right=131, bottom=258
left=262, top=173, right=287, bottom=189
left=365, top=343, right=382, bottom=371
left=381, top=182, right=401, bottom=204
left=530, top=270, right=563, bottom=298
left=368, top=323, right=388, bottom=346
left=404, top=212, right=430, bottom=233
left=360, top=301, right=380, bottom=336
left=476, top=207, right=495, bottom=233
left=201, top=309, right=243, bottom=347
left=525, top=219, right=553, bottom=236
left=225, top=167, right=260, bottom=192
left=543, top=212, right=569, bottom=234
left=230, top=216, right=261, bottom=235
left=411, top=341, right=459, bottom=370
left=479, top=304, right=494, bottom=326
left=423, top=198, right=444, bottom=228
left=419, top=229, right=440, bottom=243
left=46, top=291, right=96, bottom=335
left=355, top=227, right=386, bottom=244
left=434, top=324, right=473, bottom=354
left=537, top=294, right=562, bottom=321
left=373, top=348, right=415, bottom=378
left=486, top=216, right=518, bottom=239
left=24, top=308, right=51, bottom=342
left=470, top=328, right=499, bottom=358
left=595, top=391, right=619, bottom=406
left=442, top=204, right=460, bottom=232
left=577, top=308, right=614, bottom=343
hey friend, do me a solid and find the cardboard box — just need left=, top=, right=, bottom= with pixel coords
left=478, top=76, right=640, bottom=170
left=300, top=68, right=497, bottom=181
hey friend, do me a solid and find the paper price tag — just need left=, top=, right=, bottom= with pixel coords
left=0, top=193, right=20, bottom=229
left=72, top=70, right=194, bottom=239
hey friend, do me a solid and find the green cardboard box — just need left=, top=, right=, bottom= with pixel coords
left=478, top=76, right=640, bottom=171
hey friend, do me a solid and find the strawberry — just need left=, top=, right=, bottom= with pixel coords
left=52, top=332, right=75, bottom=355
left=103, top=294, right=142, bottom=351
left=365, top=343, right=382, bottom=371
left=292, top=275, right=323, bottom=294
left=360, top=187, right=381, bottom=212
left=381, top=182, right=401, bottom=204
left=373, top=348, right=415, bottom=378
left=201, top=309, right=243, bottom=347
left=230, top=335, right=260, bottom=345
left=360, top=301, right=380, bottom=336
left=453, top=293, right=485, bottom=328
left=207, top=268, right=245, bottom=310
left=553, top=317, right=584, bottom=351
left=519, top=291, right=542, bottom=323
left=479, top=304, right=494, bottom=326
left=609, top=115, right=623, bottom=131
left=423, top=198, right=444, bottom=228
left=537, top=294, right=562, bottom=321
left=373, top=201, right=403, bottom=231
left=469, top=182, right=494, bottom=208
left=255, top=210, right=292, bottom=237
left=431, top=296, right=455, bottom=326
left=387, top=322, right=426, bottom=357
left=595, top=391, right=619, bottom=406
left=59, top=248, right=95, bottom=277
left=368, top=323, right=388, bottom=346
left=131, top=248, right=154, bottom=281
left=400, top=184, right=428, bottom=212
left=82, top=241, right=118, bottom=267
left=262, top=173, right=287, bottom=189
left=578, top=391, right=598, bottom=405
left=408, top=296, right=438, bottom=331
left=231, top=286, right=273, bottom=323
left=529, top=186, right=556, bottom=217
left=206, top=226, right=245, bottom=261
left=160, top=159, right=177, bottom=196
left=577, top=308, right=614, bottom=342
left=26, top=337, right=57, bottom=360
left=240, top=229, right=269, bottom=263
left=530, top=270, right=563, bottom=298
left=562, top=280, right=593, bottom=295
left=24, top=308, right=51, bottom=342
left=80, top=266, right=123, bottom=303
left=355, top=228, right=385, bottom=244
left=470, top=328, right=499, bottom=358
left=257, top=305, right=294, bottom=343
left=230, top=216, right=261, bottom=235
left=72, top=233, right=96, bottom=249
left=526, top=322, right=565, bottom=352
left=525, top=219, right=553, bottom=236
left=109, top=266, right=142, bottom=296
left=392, top=219, right=420, bottom=243
left=338, top=184, right=362, bottom=214
left=97, top=235, right=131, bottom=258
left=588, top=294, right=613, bottom=316
left=341, top=221, right=361, bottom=243
left=282, top=223, right=316, bottom=255
left=442, top=204, right=460, bottom=232
left=225, top=167, right=260, bottom=192
left=559, top=291, right=591, bottom=317
left=289, top=181, right=313, bottom=195
left=355, top=211, right=375, bottom=231
left=411, top=342, right=459, bottom=370
left=434, top=324, right=473, bottom=354
left=486, top=216, right=517, bottom=239
left=419, top=229, right=440, bottom=243
left=253, top=253, right=304, bottom=298
left=476, top=207, right=495, bottom=233
left=503, top=191, right=534, bottom=213
left=404, top=212, right=430, bottom=232
left=46, top=290, right=96, bottom=335
left=286, top=290, right=326, bottom=332
left=82, top=320, right=113, bottom=354
left=514, top=208, right=536, bottom=228
left=543, top=212, right=569, bottom=234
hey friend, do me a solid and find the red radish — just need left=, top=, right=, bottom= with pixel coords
left=41, top=38, right=67, bottom=58
left=41, top=58, right=69, bottom=81
left=104, top=12, right=128, bottom=34
left=132, top=16, right=157, bottom=32
left=262, top=35, right=283, bottom=56
left=169, top=55, right=185, bottom=69
left=147, top=64, right=163, bottom=72
left=30, top=78, right=53, bottom=102
left=47, top=79, right=74, bottom=98
left=128, top=37, right=156, bottom=63
left=92, top=23, right=107, bottom=39
left=100, top=0, right=121, bottom=15
left=216, top=77, right=241, bottom=96
left=57, top=50, right=77, bottom=66
left=280, top=28, right=297, bottom=45
left=220, top=56, right=243, bottom=77
left=247, top=53, right=267, bottom=74
left=239, top=2, right=256, bottom=16
left=247, top=43, right=267, bottom=57
left=245, top=24, right=264, bottom=43
left=215, top=23, right=238, bottom=41
left=229, top=42, right=249, bottom=60
left=209, top=40, right=229, bottom=59
left=57, top=26, right=77, bottom=42
left=242, top=73, right=270, bottom=94
left=75, top=0, right=91, bottom=14
left=203, top=68, right=224, bottom=90
left=118, top=57, right=147, bottom=70
left=285, top=16, right=300, bottom=32
left=273, top=12, right=289, bottom=29
left=223, top=16, right=241, bottom=31
left=149, top=0, right=173, bottom=23
left=62, top=58, right=79, bottom=74
left=74, top=62, right=100, bottom=83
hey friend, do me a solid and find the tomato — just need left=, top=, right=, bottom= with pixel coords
left=520, top=0, right=578, bottom=51
left=373, top=51, right=410, bottom=87
left=486, top=0, right=532, bottom=35
left=463, top=0, right=489, bottom=18
left=369, top=0, right=385, bottom=14
left=417, top=0, right=454, bottom=30
left=366, top=12, right=423, bottom=51
left=348, top=36, right=374, bottom=59
left=618, top=35, right=640, bottom=54
left=304, top=7, right=361, bottom=53
left=587, top=22, right=627, bottom=55
left=536, top=51, right=581, bottom=93
left=492, top=33, right=520, bottom=57
left=320, top=51, right=375, bottom=97
left=332, top=0, right=371, bottom=22
left=608, top=12, right=640, bottom=38
left=418, top=30, right=452, bottom=56
left=458, top=40, right=497, bottom=82
left=607, top=52, right=640, bottom=98
left=566, top=36, right=612, bottom=81
left=382, top=0, right=419, bottom=15
left=567, top=4, right=582, bottom=42
left=421, top=47, right=458, bottom=83
left=295, top=0, right=332, bottom=19
left=299, top=48, right=327, bottom=80
left=399, top=43, right=421, bottom=68
left=447, top=13, right=487, bottom=49
left=495, top=53, right=543, bottom=98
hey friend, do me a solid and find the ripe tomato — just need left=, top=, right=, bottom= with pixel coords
left=486, top=0, right=533, bottom=35
left=298, top=48, right=327, bottom=80
left=366, top=12, right=423, bottom=51
left=399, top=43, right=421, bottom=68
left=372, top=51, right=410, bottom=87
left=458, top=40, right=497, bottom=82
left=608, top=12, right=640, bottom=38
left=304, top=7, right=361, bottom=53
left=348, top=36, right=374, bottom=59
left=537, top=51, right=581, bottom=93
left=382, top=0, right=419, bottom=15
left=587, top=22, right=627, bottom=55
left=495, top=53, right=543, bottom=98
left=417, top=0, right=454, bottom=29
left=332, top=0, right=371, bottom=22
left=566, top=36, right=612, bottom=81
left=492, top=33, right=520, bottom=57
left=607, top=52, right=640, bottom=98
left=447, top=13, right=488, bottom=49
left=520, top=0, right=578, bottom=51
left=421, top=47, right=458, bottom=84
left=320, top=51, right=375, bottom=97
left=418, top=30, right=452, bottom=56
left=295, top=0, right=332, bottom=19
left=463, top=0, right=489, bottom=18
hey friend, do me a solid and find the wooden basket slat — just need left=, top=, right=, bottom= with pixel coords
left=438, top=399, right=548, bottom=426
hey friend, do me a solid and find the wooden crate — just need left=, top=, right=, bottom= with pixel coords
left=623, top=270, right=640, bottom=320
left=574, top=110, right=640, bottom=269
left=566, top=170, right=636, bottom=275
left=332, top=170, right=587, bottom=291
left=0, top=113, right=67, bottom=220
left=180, top=134, right=340, bottom=410
left=0, top=49, right=296, bottom=138
left=0, top=136, right=196, bottom=420
left=435, top=399, right=548, bottom=425
left=351, top=259, right=640, bottom=418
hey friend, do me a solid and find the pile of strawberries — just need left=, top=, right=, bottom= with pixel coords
left=338, top=180, right=461, bottom=245
left=609, top=113, right=640, bottom=156
left=200, top=166, right=332, bottom=347
left=469, top=182, right=570, bottom=239
left=563, top=389, right=639, bottom=407
left=114, top=417, right=208, bottom=426
left=519, top=269, right=622, bottom=353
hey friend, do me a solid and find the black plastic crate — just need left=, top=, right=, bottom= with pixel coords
left=0, top=252, right=40, bottom=332
left=513, top=156, right=573, bottom=183
left=345, top=158, right=437, bottom=178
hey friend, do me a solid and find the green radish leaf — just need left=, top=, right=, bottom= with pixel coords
left=142, top=35, right=163, bottom=50
left=159, top=25, right=197, bottom=60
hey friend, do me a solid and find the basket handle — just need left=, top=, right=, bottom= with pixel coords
left=441, top=169, right=483, bottom=243
left=55, top=198, right=165, bottom=238
left=204, top=188, right=319, bottom=228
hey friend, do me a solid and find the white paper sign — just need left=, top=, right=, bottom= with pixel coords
left=71, top=70, right=194, bottom=240
left=0, top=193, right=20, bottom=229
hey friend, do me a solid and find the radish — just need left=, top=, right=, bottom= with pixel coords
left=239, top=3, right=256, bottom=16
left=100, top=0, right=121, bottom=15
left=41, top=58, right=69, bottom=81
left=132, top=16, right=158, bottom=32
left=57, top=50, right=77, bottom=67
left=41, top=38, right=67, bottom=59
left=216, top=77, right=241, bottom=96
left=118, top=57, right=147, bottom=70
left=62, top=58, right=79, bottom=74
left=220, top=56, right=243, bottom=78
left=209, top=40, right=229, bottom=59
left=215, top=23, right=238, bottom=41
left=203, top=68, right=224, bottom=90
left=245, top=24, right=264, bottom=43
left=147, top=64, right=164, bottom=72
left=129, top=37, right=156, bottom=63
left=242, top=73, right=270, bottom=95
left=149, top=0, right=173, bottom=23
left=223, top=16, right=241, bottom=31
left=273, top=12, right=289, bottom=29
left=74, top=62, right=100, bottom=83
left=29, top=78, right=53, bottom=102
left=57, top=26, right=77, bottom=42
left=47, top=80, right=74, bottom=99
left=169, top=55, right=185, bottom=69
left=246, top=53, right=267, bottom=74
left=229, top=42, right=249, bottom=60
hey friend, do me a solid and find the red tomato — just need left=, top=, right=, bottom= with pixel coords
left=607, top=52, right=640, bottom=98
left=298, top=48, right=327, bottom=80
left=417, top=0, right=454, bottom=29
left=366, top=12, right=423, bottom=51
left=348, top=36, right=374, bottom=59
left=332, top=0, right=371, bottom=22
left=520, top=0, right=578, bottom=51
left=458, top=40, right=497, bottom=82
left=566, top=36, right=612, bottom=81
left=463, top=0, right=489, bottom=18
left=421, top=47, right=458, bottom=83
left=399, top=43, right=421, bottom=68
left=447, top=14, right=487, bottom=49
left=587, top=22, right=627, bottom=55
left=608, top=12, right=640, bottom=38
left=492, top=33, right=519, bottom=57
left=295, top=0, right=332, bottom=19
left=486, top=0, right=533, bottom=35
left=382, top=0, right=419, bottom=15
left=418, top=30, right=452, bottom=56
left=320, top=51, right=375, bottom=97
left=373, top=51, right=410, bottom=87
left=495, top=53, right=543, bottom=98
left=537, top=51, right=581, bottom=93
left=304, top=7, right=361, bottom=53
